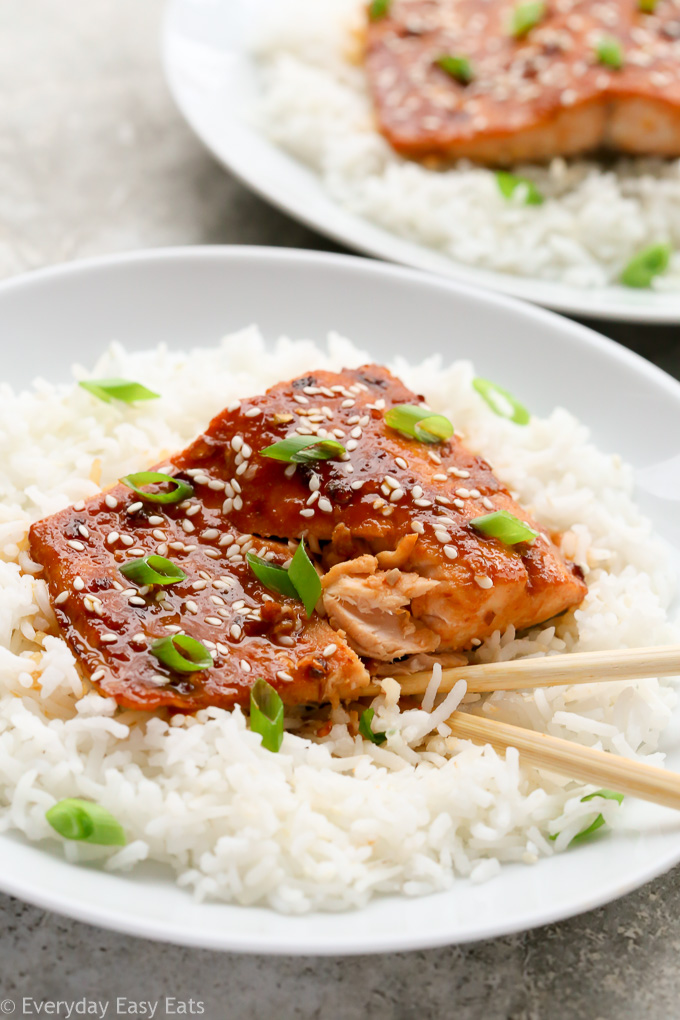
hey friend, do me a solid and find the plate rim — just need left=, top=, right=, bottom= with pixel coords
left=1, top=244, right=680, bottom=953
left=161, top=0, right=680, bottom=325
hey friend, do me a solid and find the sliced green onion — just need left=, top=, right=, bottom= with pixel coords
left=120, top=555, right=187, bottom=587
left=78, top=378, right=160, bottom=404
left=369, top=0, right=391, bottom=20
left=359, top=708, right=387, bottom=746
left=496, top=170, right=544, bottom=206
left=288, top=539, right=322, bottom=617
left=250, top=678, right=284, bottom=753
left=471, top=510, right=538, bottom=545
left=435, top=54, right=474, bottom=84
left=596, top=35, right=624, bottom=69
left=247, top=552, right=298, bottom=600
left=510, top=1, right=545, bottom=37
left=46, top=798, right=126, bottom=846
left=247, top=540, right=321, bottom=616
left=638, top=0, right=658, bottom=10
left=384, top=405, right=454, bottom=444
left=120, top=471, right=194, bottom=504
left=261, top=435, right=346, bottom=464
left=620, top=243, right=672, bottom=288
left=472, top=378, right=530, bottom=425
left=150, top=634, right=212, bottom=674
left=551, top=789, right=624, bottom=846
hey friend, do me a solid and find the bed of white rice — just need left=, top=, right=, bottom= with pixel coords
left=253, top=0, right=680, bottom=291
left=0, top=328, right=676, bottom=913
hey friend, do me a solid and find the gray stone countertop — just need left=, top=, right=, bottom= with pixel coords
left=2, top=2, right=680, bottom=1018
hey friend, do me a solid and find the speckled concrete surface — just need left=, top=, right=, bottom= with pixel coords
left=2, top=2, right=680, bottom=1017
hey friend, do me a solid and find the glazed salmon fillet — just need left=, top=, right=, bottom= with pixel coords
left=366, top=0, right=680, bottom=164
left=29, top=364, right=586, bottom=710
left=29, top=503, right=368, bottom=712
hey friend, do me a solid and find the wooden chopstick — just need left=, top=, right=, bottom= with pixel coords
left=345, top=645, right=680, bottom=700
left=448, top=711, right=680, bottom=810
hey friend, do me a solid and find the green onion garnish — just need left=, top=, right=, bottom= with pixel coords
left=435, top=54, right=474, bottom=84
left=120, top=555, right=187, bottom=587
left=638, top=0, right=658, bottom=10
left=78, top=378, right=160, bottom=404
left=551, top=789, right=624, bottom=846
left=384, top=405, right=454, bottom=444
left=471, top=510, right=538, bottom=545
left=472, top=378, right=530, bottom=425
left=247, top=539, right=321, bottom=616
left=369, top=0, right=391, bottom=20
left=596, top=36, right=624, bottom=69
left=46, top=798, right=126, bottom=846
left=247, top=553, right=298, bottom=601
left=261, top=435, right=346, bottom=464
left=150, top=634, right=212, bottom=674
left=496, top=171, right=544, bottom=206
left=250, top=678, right=284, bottom=753
left=510, top=1, right=545, bottom=37
left=288, top=539, right=322, bottom=617
left=359, top=708, right=387, bottom=746
left=120, top=471, right=194, bottom=505
left=620, top=243, right=672, bottom=288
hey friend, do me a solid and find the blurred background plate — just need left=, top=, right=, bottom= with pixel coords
left=2, top=245, right=680, bottom=952
left=163, top=0, right=680, bottom=324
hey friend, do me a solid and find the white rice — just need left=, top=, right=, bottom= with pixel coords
left=252, top=0, right=680, bottom=291
left=0, top=327, right=676, bottom=913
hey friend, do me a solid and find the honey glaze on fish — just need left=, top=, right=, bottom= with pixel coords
left=365, top=0, right=680, bottom=164
left=29, top=365, right=586, bottom=711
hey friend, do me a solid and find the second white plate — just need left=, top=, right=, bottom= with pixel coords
left=163, top=0, right=680, bottom=323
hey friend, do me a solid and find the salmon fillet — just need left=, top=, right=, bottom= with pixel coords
left=29, top=363, right=586, bottom=710
left=366, top=0, right=680, bottom=164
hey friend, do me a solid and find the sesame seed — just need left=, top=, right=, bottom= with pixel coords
left=101, top=634, right=118, bottom=644
left=414, top=498, right=432, bottom=508
left=120, top=535, right=134, bottom=547
left=106, top=531, right=119, bottom=546
left=208, top=479, right=225, bottom=491
left=350, top=480, right=364, bottom=490
left=444, top=545, right=458, bottom=560
left=77, top=524, right=89, bottom=539
left=395, top=457, right=408, bottom=470
left=293, top=395, right=309, bottom=405
left=412, top=485, right=424, bottom=499
left=73, top=576, right=85, bottom=591
left=241, top=660, right=252, bottom=672
left=428, top=452, right=442, bottom=464
left=346, top=440, right=358, bottom=452
left=91, top=669, right=106, bottom=682
left=390, top=488, right=405, bottom=502
left=436, top=496, right=452, bottom=505
left=242, top=444, right=252, bottom=459
left=411, top=521, right=425, bottom=534
left=475, top=575, right=494, bottom=590
left=205, top=616, right=223, bottom=626
left=350, top=427, right=362, bottom=439
left=277, top=670, right=293, bottom=682
left=384, top=475, right=400, bottom=489
left=222, top=498, right=234, bottom=514
left=435, top=530, right=451, bottom=543
left=341, top=398, right=355, bottom=408
left=374, top=398, right=386, bottom=410
left=192, top=580, right=207, bottom=591
left=157, top=543, right=169, bottom=556
left=186, top=504, right=201, bottom=517
left=433, top=473, right=447, bottom=482
left=54, top=591, right=69, bottom=605
left=318, top=497, right=333, bottom=513
left=152, top=529, right=165, bottom=541
left=323, top=643, right=337, bottom=657
left=456, top=488, right=471, bottom=499
left=128, top=548, right=145, bottom=556
left=482, top=497, right=495, bottom=510
left=148, top=515, right=164, bottom=526
left=185, top=600, right=199, bottom=614
left=244, top=407, right=262, bottom=417
left=67, top=540, right=85, bottom=552
left=278, top=635, right=295, bottom=647
left=126, top=502, right=143, bottom=514
left=454, top=499, right=465, bottom=509
left=300, top=508, right=315, bottom=518
left=469, top=489, right=481, bottom=499
left=202, top=528, right=220, bottom=541
left=131, top=633, right=146, bottom=644
left=129, top=596, right=146, bottom=607
left=307, top=491, right=320, bottom=506
left=73, top=501, right=85, bottom=512
left=284, top=464, right=296, bottom=478
left=182, top=520, right=195, bottom=534
left=230, top=624, right=242, bottom=640
left=448, top=467, right=470, bottom=479
left=104, top=495, right=118, bottom=509
left=309, top=474, right=320, bottom=492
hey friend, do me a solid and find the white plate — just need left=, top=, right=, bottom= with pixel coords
left=2, top=246, right=680, bottom=954
left=163, top=0, right=680, bottom=324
